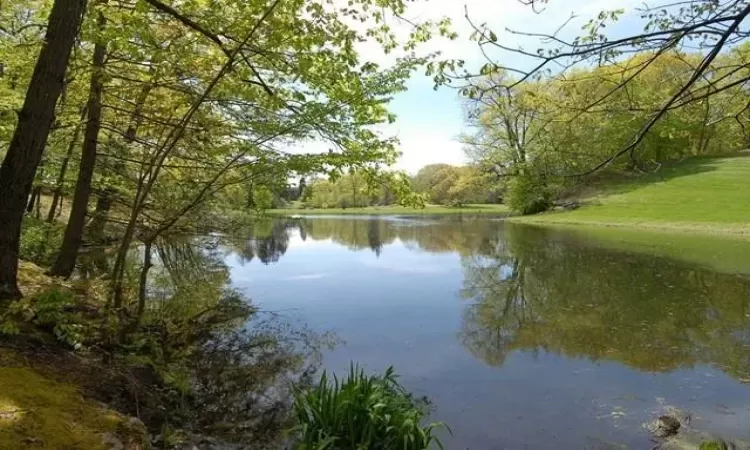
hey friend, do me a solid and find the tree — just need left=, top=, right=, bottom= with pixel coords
left=252, top=186, right=274, bottom=212
left=46, top=107, right=87, bottom=223
left=307, top=170, right=418, bottom=209
left=412, top=164, right=453, bottom=195
left=462, top=73, right=550, bottom=176
left=460, top=49, right=750, bottom=214
left=78, top=0, right=446, bottom=330
left=0, top=0, right=87, bottom=301
left=411, top=164, right=493, bottom=205
left=298, top=177, right=308, bottom=201
left=436, top=0, right=750, bottom=176
left=49, top=3, right=107, bottom=278
left=0, top=0, right=453, bottom=351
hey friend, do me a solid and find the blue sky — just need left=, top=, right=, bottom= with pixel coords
left=373, top=0, right=645, bottom=173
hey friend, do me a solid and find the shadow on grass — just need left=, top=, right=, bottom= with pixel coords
left=579, top=154, right=750, bottom=200
left=0, top=363, right=122, bottom=449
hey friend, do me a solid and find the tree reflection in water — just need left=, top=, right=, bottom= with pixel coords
left=231, top=219, right=293, bottom=265
left=459, top=225, right=750, bottom=381
left=231, top=217, right=750, bottom=383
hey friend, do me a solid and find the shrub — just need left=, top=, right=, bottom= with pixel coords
left=0, top=287, right=93, bottom=349
left=292, top=365, right=446, bottom=450
left=336, top=195, right=351, bottom=209
left=252, top=186, right=275, bottom=212
left=20, top=216, right=64, bottom=265
left=273, top=197, right=290, bottom=209
left=506, top=175, right=551, bottom=215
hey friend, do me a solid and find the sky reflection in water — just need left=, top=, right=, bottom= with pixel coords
left=224, top=217, right=750, bottom=449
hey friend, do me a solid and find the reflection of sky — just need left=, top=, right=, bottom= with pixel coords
left=224, top=224, right=750, bottom=449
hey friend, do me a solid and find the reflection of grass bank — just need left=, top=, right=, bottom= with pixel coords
left=267, top=203, right=509, bottom=216
left=536, top=224, right=750, bottom=274
left=514, top=156, right=750, bottom=235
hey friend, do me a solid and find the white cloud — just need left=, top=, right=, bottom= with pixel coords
left=395, top=130, right=467, bottom=173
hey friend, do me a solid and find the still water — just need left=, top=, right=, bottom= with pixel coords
left=224, top=217, right=750, bottom=449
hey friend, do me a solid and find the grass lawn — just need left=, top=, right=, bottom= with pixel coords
left=516, top=155, right=750, bottom=235
left=267, top=204, right=509, bottom=216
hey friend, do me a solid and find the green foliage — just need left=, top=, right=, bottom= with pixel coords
left=506, top=175, right=551, bottom=215
left=19, top=216, right=64, bottom=266
left=412, top=164, right=497, bottom=205
left=463, top=50, right=750, bottom=199
left=270, top=204, right=508, bottom=216
left=1, top=0, right=460, bottom=446
left=0, top=287, right=92, bottom=348
left=336, top=194, right=352, bottom=209
left=292, top=365, right=446, bottom=450
left=5, top=0, right=453, bottom=301
left=4, top=233, right=327, bottom=447
left=252, top=185, right=275, bottom=212
left=307, top=170, right=423, bottom=209
left=31, top=288, right=91, bottom=348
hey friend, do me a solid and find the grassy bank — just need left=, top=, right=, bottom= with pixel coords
left=268, top=204, right=509, bottom=216
left=0, top=349, right=148, bottom=450
left=516, top=155, right=750, bottom=235
left=0, top=263, right=148, bottom=450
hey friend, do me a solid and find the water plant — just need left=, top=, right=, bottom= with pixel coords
left=292, top=364, right=447, bottom=450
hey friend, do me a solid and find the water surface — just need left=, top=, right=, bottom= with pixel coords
left=224, top=217, right=750, bottom=449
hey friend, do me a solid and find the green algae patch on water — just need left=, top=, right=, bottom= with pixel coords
left=0, top=349, right=144, bottom=450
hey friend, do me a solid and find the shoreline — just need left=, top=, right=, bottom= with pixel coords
left=265, top=204, right=510, bottom=217
left=266, top=207, right=749, bottom=238
left=509, top=215, right=750, bottom=237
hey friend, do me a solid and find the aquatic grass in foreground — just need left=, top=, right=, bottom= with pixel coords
left=292, top=365, right=447, bottom=449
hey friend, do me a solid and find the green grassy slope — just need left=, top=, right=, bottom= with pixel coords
left=268, top=204, right=509, bottom=216
left=518, top=155, right=750, bottom=234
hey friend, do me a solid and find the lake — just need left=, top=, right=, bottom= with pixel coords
left=223, top=216, right=750, bottom=449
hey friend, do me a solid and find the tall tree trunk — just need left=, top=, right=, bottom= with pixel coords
left=246, top=182, right=255, bottom=208
left=28, top=155, right=48, bottom=215
left=88, top=82, right=152, bottom=242
left=26, top=187, right=41, bottom=214
left=48, top=107, right=87, bottom=223
left=88, top=193, right=113, bottom=240
left=110, top=206, right=139, bottom=314
left=134, top=239, right=152, bottom=330
left=34, top=189, right=42, bottom=219
left=49, top=11, right=107, bottom=278
left=0, top=0, right=87, bottom=301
